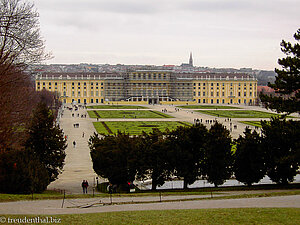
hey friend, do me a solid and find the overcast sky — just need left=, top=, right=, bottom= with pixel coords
left=33, top=0, right=300, bottom=70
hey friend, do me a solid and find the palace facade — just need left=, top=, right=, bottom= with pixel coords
left=35, top=70, right=257, bottom=105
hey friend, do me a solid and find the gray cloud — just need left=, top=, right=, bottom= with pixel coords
left=33, top=0, right=300, bottom=70
left=180, top=0, right=299, bottom=15
left=35, top=0, right=300, bottom=15
left=36, top=0, right=163, bottom=14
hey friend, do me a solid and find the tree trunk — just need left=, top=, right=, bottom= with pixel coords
left=183, top=180, right=188, bottom=189
left=152, top=180, right=157, bottom=191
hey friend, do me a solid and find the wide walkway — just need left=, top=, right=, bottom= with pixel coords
left=0, top=194, right=299, bottom=215
left=47, top=106, right=103, bottom=194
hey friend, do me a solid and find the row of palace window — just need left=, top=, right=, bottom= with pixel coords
left=37, top=81, right=104, bottom=86
left=130, top=83, right=168, bottom=87
left=64, top=98, right=104, bottom=104
left=193, top=82, right=255, bottom=87
left=38, top=81, right=256, bottom=87
left=38, top=86, right=104, bottom=91
left=63, top=91, right=104, bottom=97
left=64, top=91, right=256, bottom=98
left=70, top=82, right=104, bottom=86
left=130, top=90, right=168, bottom=96
left=193, top=86, right=253, bottom=90
left=194, top=91, right=256, bottom=97
left=132, top=73, right=168, bottom=80
left=197, top=99, right=253, bottom=104
left=70, top=86, right=104, bottom=90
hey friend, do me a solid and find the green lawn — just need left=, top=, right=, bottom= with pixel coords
left=178, top=105, right=240, bottom=109
left=239, top=121, right=263, bottom=127
left=197, top=110, right=283, bottom=118
left=93, top=121, right=191, bottom=135
left=5, top=208, right=300, bottom=224
left=87, top=105, right=147, bottom=109
left=88, top=110, right=173, bottom=119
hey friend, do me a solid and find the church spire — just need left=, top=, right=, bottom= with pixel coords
left=189, top=52, right=193, bottom=67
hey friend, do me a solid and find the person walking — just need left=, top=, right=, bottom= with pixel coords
left=81, top=180, right=89, bottom=194
left=81, top=180, right=85, bottom=194
left=73, top=141, right=76, bottom=148
left=84, top=180, right=89, bottom=194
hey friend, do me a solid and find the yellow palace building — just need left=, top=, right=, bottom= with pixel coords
left=35, top=70, right=257, bottom=105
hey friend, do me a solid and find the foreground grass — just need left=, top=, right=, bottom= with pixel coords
left=197, top=110, right=284, bottom=118
left=4, top=208, right=300, bottom=224
left=88, top=110, right=173, bottom=119
left=93, top=121, right=191, bottom=135
left=87, top=105, right=147, bottom=109
left=178, top=105, right=240, bottom=109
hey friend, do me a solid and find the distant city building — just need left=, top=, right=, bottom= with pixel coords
left=181, top=52, right=194, bottom=68
left=35, top=70, right=257, bottom=105
left=189, top=52, right=193, bottom=67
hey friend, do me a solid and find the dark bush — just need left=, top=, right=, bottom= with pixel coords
left=0, top=149, right=49, bottom=194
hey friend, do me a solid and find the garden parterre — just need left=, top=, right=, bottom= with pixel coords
left=88, top=110, right=173, bottom=119
left=93, top=121, right=191, bottom=135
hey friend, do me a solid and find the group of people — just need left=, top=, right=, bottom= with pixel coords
left=81, top=180, right=89, bottom=194
left=71, top=113, right=87, bottom=118
left=205, top=119, right=217, bottom=124
left=193, top=118, right=202, bottom=124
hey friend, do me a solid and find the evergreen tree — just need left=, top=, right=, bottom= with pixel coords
left=234, top=128, right=266, bottom=186
left=261, top=118, right=300, bottom=184
left=136, top=129, right=171, bottom=191
left=168, top=124, right=208, bottom=189
left=89, top=132, right=137, bottom=189
left=25, top=102, right=67, bottom=182
left=203, top=122, right=233, bottom=187
left=260, top=28, right=300, bottom=115
left=0, top=149, right=48, bottom=193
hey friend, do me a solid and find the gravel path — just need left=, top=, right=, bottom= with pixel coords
left=0, top=195, right=299, bottom=215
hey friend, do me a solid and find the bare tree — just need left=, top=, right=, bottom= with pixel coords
left=0, top=0, right=50, bottom=70
left=0, top=65, right=38, bottom=149
left=0, top=0, right=52, bottom=148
